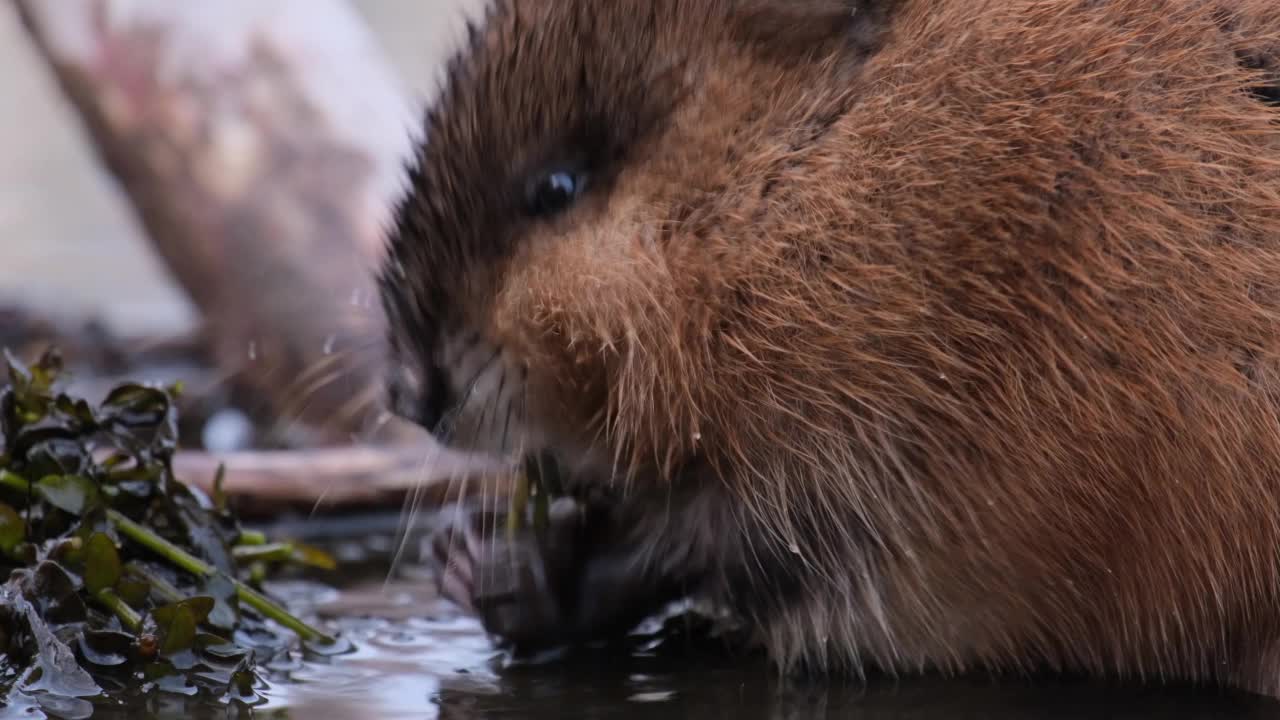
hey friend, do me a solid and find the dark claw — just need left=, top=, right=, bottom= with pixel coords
left=426, top=500, right=582, bottom=651
left=425, top=496, right=686, bottom=655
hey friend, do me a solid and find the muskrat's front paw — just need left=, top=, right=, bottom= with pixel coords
left=428, top=498, right=688, bottom=654
left=427, top=503, right=582, bottom=651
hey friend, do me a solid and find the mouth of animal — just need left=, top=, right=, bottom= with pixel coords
left=426, top=399, right=526, bottom=461
left=422, top=394, right=574, bottom=500
left=484, top=445, right=574, bottom=526
left=516, top=449, right=568, bottom=502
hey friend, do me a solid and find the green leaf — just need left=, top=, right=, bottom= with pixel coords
left=183, top=596, right=216, bottom=625
left=291, top=543, right=337, bottom=571
left=100, top=384, right=173, bottom=434
left=153, top=596, right=215, bottom=628
left=226, top=654, right=260, bottom=703
left=29, top=348, right=64, bottom=391
left=78, top=629, right=133, bottom=667
left=34, top=560, right=88, bottom=624
left=36, top=474, right=100, bottom=516
left=53, top=394, right=96, bottom=427
left=152, top=603, right=198, bottom=656
left=202, top=574, right=238, bottom=630
left=195, top=632, right=234, bottom=651
left=0, top=501, right=25, bottom=554
left=83, top=532, right=122, bottom=595
left=117, top=577, right=150, bottom=607
left=3, top=348, right=31, bottom=388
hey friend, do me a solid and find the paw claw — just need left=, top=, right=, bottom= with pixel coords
left=425, top=496, right=673, bottom=654
left=440, top=566, right=475, bottom=613
left=424, top=502, right=568, bottom=646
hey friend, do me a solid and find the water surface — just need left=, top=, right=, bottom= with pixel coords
left=7, top=516, right=1280, bottom=720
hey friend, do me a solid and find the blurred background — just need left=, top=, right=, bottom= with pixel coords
left=2, top=0, right=472, bottom=337
left=0, top=0, right=501, bottom=511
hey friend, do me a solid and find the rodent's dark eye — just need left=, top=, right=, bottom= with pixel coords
left=525, top=170, right=585, bottom=217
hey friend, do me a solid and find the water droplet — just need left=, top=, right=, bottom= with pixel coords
left=203, top=409, right=254, bottom=453
left=628, top=691, right=675, bottom=703
left=323, top=335, right=337, bottom=355
left=247, top=341, right=257, bottom=360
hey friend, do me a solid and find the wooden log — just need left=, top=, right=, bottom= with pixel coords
left=173, top=446, right=512, bottom=516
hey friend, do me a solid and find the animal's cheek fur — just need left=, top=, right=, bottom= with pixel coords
left=486, top=204, right=692, bottom=462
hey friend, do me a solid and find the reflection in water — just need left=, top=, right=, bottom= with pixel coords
left=428, top=652, right=1280, bottom=720
left=267, top=565, right=1280, bottom=720
left=12, top=538, right=1280, bottom=719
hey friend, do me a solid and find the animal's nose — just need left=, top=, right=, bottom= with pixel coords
left=417, top=361, right=454, bottom=433
left=388, top=359, right=454, bottom=434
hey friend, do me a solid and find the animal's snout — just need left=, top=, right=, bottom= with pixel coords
left=387, top=357, right=455, bottom=434
left=384, top=330, right=523, bottom=456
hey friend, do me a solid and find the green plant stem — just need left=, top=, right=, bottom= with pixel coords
left=94, top=588, right=142, bottom=632
left=108, top=509, right=208, bottom=577
left=124, top=562, right=184, bottom=604
left=236, top=530, right=268, bottom=546
left=232, top=543, right=294, bottom=564
left=507, top=471, right=529, bottom=540
left=0, top=470, right=29, bottom=494
left=533, top=488, right=549, bottom=534
left=107, top=509, right=334, bottom=645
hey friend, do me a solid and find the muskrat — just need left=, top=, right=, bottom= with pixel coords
left=378, top=0, right=1280, bottom=695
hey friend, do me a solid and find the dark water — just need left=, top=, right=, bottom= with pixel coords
left=8, top=515, right=1280, bottom=720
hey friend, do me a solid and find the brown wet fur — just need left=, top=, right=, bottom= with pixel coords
left=380, top=0, right=1280, bottom=697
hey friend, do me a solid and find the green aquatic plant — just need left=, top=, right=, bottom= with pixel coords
left=507, top=452, right=565, bottom=540
left=0, top=348, right=343, bottom=713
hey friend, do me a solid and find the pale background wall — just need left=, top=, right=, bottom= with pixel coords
left=0, top=0, right=477, bottom=336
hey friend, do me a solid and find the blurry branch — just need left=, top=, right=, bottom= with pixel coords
left=10, top=0, right=506, bottom=510
left=12, top=0, right=417, bottom=446
left=173, top=447, right=510, bottom=516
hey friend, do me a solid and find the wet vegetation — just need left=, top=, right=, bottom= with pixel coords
left=0, top=349, right=344, bottom=717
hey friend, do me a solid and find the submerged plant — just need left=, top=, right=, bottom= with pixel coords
left=0, top=348, right=343, bottom=714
